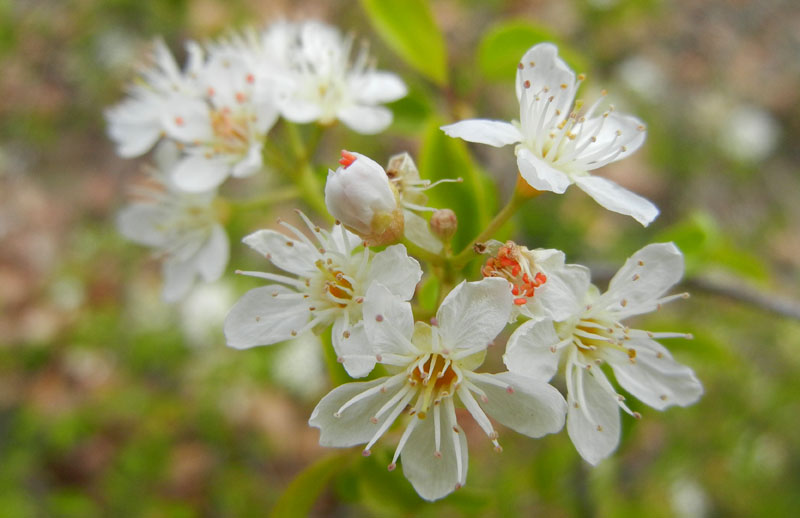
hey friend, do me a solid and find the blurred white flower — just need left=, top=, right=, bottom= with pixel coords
left=272, top=333, right=326, bottom=401
left=223, top=213, right=422, bottom=377
left=107, top=37, right=279, bottom=192
left=266, top=20, right=407, bottom=134
left=105, top=38, right=205, bottom=158
left=617, top=55, right=665, bottom=102
left=180, top=281, right=235, bottom=346
left=325, top=150, right=404, bottom=246
left=719, top=104, right=780, bottom=163
left=505, top=243, right=702, bottom=464
left=309, top=279, right=566, bottom=501
left=117, top=145, right=229, bottom=302
left=671, top=478, right=709, bottom=518
left=442, top=43, right=658, bottom=226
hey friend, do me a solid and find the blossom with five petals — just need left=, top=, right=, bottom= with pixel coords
left=267, top=20, right=408, bottom=134
left=223, top=214, right=422, bottom=377
left=504, top=243, right=702, bottom=464
left=441, top=43, right=658, bottom=226
left=309, top=278, right=567, bottom=501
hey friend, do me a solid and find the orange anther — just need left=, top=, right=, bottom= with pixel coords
left=339, top=150, right=357, bottom=167
left=513, top=297, right=527, bottom=306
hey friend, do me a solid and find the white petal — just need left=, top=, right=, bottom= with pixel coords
left=608, top=338, right=702, bottom=410
left=105, top=100, right=163, bottom=158
left=231, top=144, right=263, bottom=178
left=337, top=104, right=393, bottom=134
left=436, top=278, right=512, bottom=354
left=223, top=285, right=310, bottom=349
left=277, top=94, right=323, bottom=123
left=309, top=378, right=400, bottom=447
left=567, top=368, right=621, bottom=465
left=161, top=98, right=214, bottom=143
left=517, top=148, right=572, bottom=194
left=366, top=244, right=422, bottom=301
left=504, top=319, right=563, bottom=381
left=116, top=204, right=170, bottom=247
left=241, top=229, right=318, bottom=277
left=401, top=401, right=468, bottom=501
left=195, top=224, right=229, bottom=282
left=403, top=210, right=443, bottom=254
left=353, top=71, right=407, bottom=104
left=601, top=242, right=683, bottom=313
left=170, top=154, right=231, bottom=193
left=332, top=320, right=376, bottom=378
left=363, top=283, right=416, bottom=359
left=573, top=175, right=659, bottom=226
left=473, top=372, right=566, bottom=438
left=534, top=264, right=591, bottom=321
left=440, top=119, right=522, bottom=148
left=575, top=113, right=647, bottom=169
left=161, top=258, right=196, bottom=303
left=516, top=43, right=576, bottom=116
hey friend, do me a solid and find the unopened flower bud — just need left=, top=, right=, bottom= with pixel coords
left=430, top=209, right=457, bottom=242
left=325, top=150, right=404, bottom=246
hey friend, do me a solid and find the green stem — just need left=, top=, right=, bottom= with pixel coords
left=450, top=192, right=525, bottom=268
left=284, top=122, right=331, bottom=220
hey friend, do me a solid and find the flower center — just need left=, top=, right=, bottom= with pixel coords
left=315, top=260, right=355, bottom=309
left=407, top=353, right=459, bottom=419
left=209, top=107, right=251, bottom=155
left=482, top=242, right=546, bottom=305
left=560, top=316, right=635, bottom=363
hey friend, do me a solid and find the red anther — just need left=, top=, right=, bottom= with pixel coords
left=513, top=297, right=527, bottom=306
left=526, top=287, right=535, bottom=297
left=175, top=116, right=185, bottom=126
left=511, top=264, right=521, bottom=277
left=511, top=286, right=520, bottom=296
left=522, top=273, right=530, bottom=284
left=246, top=73, right=255, bottom=84
left=339, top=150, right=357, bottom=167
left=535, top=272, right=547, bottom=285
left=235, top=91, right=246, bottom=103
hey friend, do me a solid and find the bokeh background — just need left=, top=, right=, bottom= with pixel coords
left=2, top=0, right=799, bottom=516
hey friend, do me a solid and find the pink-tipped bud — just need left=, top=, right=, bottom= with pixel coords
left=325, top=151, right=403, bottom=246
left=430, top=209, right=457, bottom=242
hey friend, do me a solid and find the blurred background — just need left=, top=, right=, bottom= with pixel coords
left=1, top=0, right=799, bottom=516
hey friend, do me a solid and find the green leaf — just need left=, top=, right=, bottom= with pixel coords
left=360, top=0, right=448, bottom=85
left=418, top=117, right=497, bottom=252
left=477, top=20, right=587, bottom=82
left=270, top=452, right=352, bottom=518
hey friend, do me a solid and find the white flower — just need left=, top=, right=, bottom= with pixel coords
left=267, top=20, right=407, bottom=134
left=309, top=278, right=567, bottom=501
left=441, top=43, right=658, bottom=226
left=325, top=150, right=403, bottom=246
left=504, top=243, right=702, bottom=465
left=163, top=46, right=279, bottom=192
left=223, top=213, right=422, bottom=378
left=105, top=38, right=205, bottom=158
left=117, top=145, right=229, bottom=302
left=480, top=240, right=591, bottom=322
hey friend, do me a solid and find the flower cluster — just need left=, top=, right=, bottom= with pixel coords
left=108, top=20, right=407, bottom=300
left=109, top=27, right=702, bottom=503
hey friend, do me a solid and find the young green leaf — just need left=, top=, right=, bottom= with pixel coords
left=360, top=0, right=448, bottom=85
